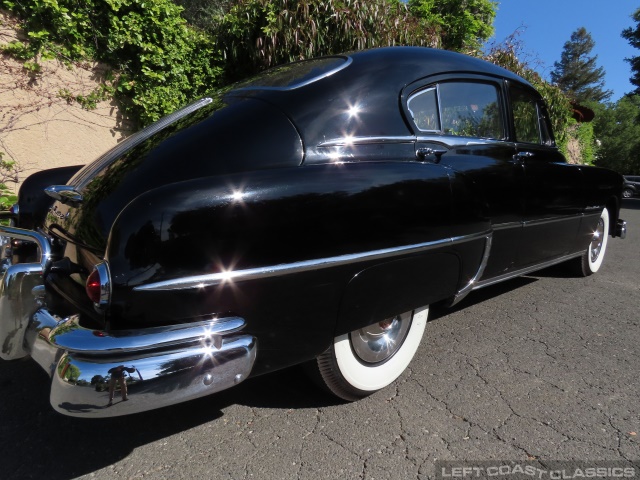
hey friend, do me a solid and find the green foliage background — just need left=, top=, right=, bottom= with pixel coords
left=1, top=0, right=593, bottom=179
left=2, top=0, right=224, bottom=125
left=592, top=95, right=640, bottom=175
left=217, top=0, right=438, bottom=82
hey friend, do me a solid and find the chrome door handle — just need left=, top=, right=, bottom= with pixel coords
left=416, top=148, right=447, bottom=163
left=511, top=151, right=534, bottom=163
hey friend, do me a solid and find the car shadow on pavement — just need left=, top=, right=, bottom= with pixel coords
left=621, top=198, right=640, bottom=210
left=0, top=349, right=338, bottom=479
left=428, top=275, right=538, bottom=322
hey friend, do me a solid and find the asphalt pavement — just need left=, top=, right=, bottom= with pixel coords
left=1, top=201, right=639, bottom=480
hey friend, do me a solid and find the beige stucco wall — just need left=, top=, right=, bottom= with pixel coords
left=0, top=10, right=133, bottom=193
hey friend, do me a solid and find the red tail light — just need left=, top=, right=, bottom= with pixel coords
left=85, top=261, right=111, bottom=307
left=86, top=269, right=102, bottom=303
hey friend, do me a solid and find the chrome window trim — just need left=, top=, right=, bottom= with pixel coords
left=415, top=134, right=508, bottom=146
left=317, top=136, right=415, bottom=148
left=134, top=231, right=491, bottom=292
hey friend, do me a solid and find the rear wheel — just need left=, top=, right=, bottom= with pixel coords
left=622, top=188, right=633, bottom=199
left=312, top=306, right=428, bottom=401
left=574, top=207, right=610, bottom=276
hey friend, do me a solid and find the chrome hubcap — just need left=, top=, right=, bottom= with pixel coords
left=350, top=311, right=412, bottom=364
left=590, top=218, right=605, bottom=263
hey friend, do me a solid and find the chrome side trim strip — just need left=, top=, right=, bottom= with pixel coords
left=135, top=231, right=492, bottom=292
left=472, top=251, right=583, bottom=291
left=450, top=234, right=493, bottom=306
left=317, top=135, right=415, bottom=148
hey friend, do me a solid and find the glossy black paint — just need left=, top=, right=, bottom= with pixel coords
left=17, top=165, right=83, bottom=230
left=16, top=46, right=624, bottom=378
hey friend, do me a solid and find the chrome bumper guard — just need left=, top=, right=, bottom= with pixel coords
left=0, top=226, right=257, bottom=418
left=616, top=219, right=627, bottom=239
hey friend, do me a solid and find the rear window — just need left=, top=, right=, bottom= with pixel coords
left=234, top=57, right=351, bottom=91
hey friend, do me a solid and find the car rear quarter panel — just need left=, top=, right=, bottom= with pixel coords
left=105, top=161, right=486, bottom=374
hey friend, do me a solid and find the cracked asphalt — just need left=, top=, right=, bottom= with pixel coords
left=1, top=202, right=638, bottom=480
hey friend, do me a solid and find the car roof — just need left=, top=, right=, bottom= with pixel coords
left=228, top=47, right=534, bottom=149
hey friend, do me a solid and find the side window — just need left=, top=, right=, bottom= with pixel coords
left=407, top=87, right=440, bottom=132
left=510, top=85, right=554, bottom=145
left=439, top=83, right=503, bottom=139
left=407, top=81, right=504, bottom=139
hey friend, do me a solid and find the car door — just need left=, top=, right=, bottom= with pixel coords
left=407, top=78, right=523, bottom=279
left=507, top=83, right=584, bottom=268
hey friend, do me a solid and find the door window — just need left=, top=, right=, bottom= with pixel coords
left=510, top=85, right=554, bottom=146
left=407, top=81, right=504, bottom=140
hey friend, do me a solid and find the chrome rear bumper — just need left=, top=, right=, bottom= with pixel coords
left=0, top=226, right=256, bottom=418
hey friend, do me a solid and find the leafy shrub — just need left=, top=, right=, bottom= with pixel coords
left=173, top=0, right=234, bottom=31
left=216, top=0, right=439, bottom=82
left=483, top=35, right=573, bottom=150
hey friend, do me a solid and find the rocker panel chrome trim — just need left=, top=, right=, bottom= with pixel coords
left=472, top=251, right=583, bottom=291
left=135, top=231, right=491, bottom=292
left=522, top=213, right=588, bottom=228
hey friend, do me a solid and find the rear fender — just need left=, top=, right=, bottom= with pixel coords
left=16, top=166, right=84, bottom=230
left=105, top=162, right=456, bottom=330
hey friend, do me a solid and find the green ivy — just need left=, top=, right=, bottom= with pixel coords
left=484, top=37, right=573, bottom=153
left=573, top=121, right=596, bottom=166
left=0, top=152, right=18, bottom=212
left=3, top=0, right=224, bottom=126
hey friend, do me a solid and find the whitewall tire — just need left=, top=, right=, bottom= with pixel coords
left=313, top=306, right=429, bottom=401
left=577, top=207, right=610, bottom=276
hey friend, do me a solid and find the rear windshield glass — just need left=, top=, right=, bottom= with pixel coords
left=234, top=56, right=351, bottom=91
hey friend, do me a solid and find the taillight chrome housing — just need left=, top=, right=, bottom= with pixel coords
left=85, top=261, right=111, bottom=308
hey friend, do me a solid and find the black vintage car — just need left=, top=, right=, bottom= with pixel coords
left=0, top=47, right=627, bottom=417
